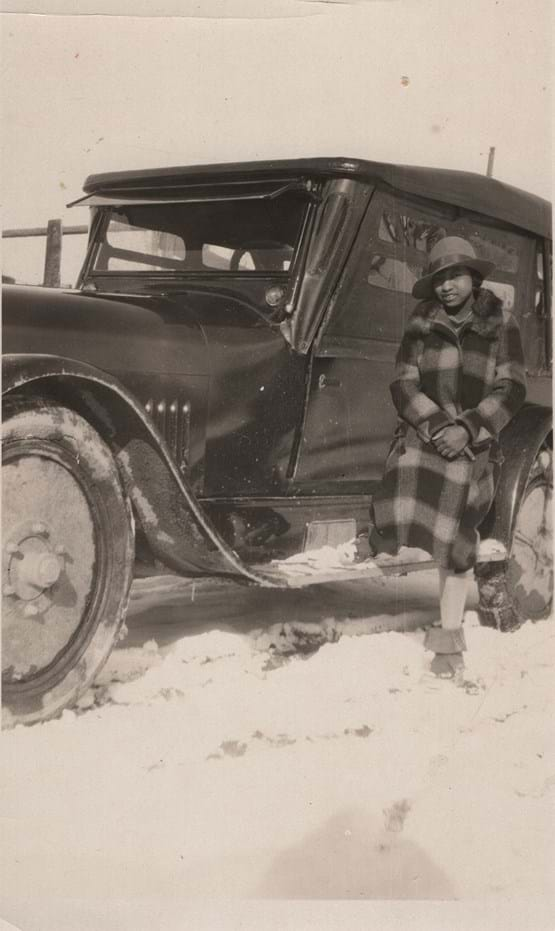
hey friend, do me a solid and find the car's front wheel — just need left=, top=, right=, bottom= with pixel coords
left=2, top=397, right=134, bottom=726
left=476, top=443, right=553, bottom=631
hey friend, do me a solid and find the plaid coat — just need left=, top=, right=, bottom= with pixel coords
left=371, top=288, right=526, bottom=571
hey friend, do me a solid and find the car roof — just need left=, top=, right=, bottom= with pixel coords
left=81, top=156, right=551, bottom=239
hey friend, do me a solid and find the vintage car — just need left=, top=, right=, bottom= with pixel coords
left=2, top=157, right=552, bottom=725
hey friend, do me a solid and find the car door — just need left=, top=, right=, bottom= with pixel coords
left=290, top=188, right=453, bottom=491
left=292, top=186, right=538, bottom=493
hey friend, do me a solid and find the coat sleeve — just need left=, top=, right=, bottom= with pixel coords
left=390, top=330, right=453, bottom=441
left=456, top=313, right=527, bottom=444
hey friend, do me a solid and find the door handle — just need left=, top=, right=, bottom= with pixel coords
left=318, top=373, right=341, bottom=389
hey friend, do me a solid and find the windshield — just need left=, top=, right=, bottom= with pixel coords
left=90, top=192, right=308, bottom=276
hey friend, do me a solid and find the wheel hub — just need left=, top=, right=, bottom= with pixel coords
left=4, top=521, right=64, bottom=605
left=2, top=449, right=97, bottom=684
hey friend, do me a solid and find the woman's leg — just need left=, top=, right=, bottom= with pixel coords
left=439, top=568, right=470, bottom=630
left=424, top=569, right=470, bottom=676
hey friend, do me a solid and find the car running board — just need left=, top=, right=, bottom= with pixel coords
left=253, top=539, right=507, bottom=589
left=131, top=539, right=508, bottom=596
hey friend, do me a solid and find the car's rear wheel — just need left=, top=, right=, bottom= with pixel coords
left=2, top=397, right=134, bottom=726
left=476, top=444, right=553, bottom=631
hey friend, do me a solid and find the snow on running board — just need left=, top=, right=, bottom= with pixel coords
left=261, top=538, right=508, bottom=588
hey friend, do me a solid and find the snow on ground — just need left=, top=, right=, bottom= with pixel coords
left=1, top=571, right=554, bottom=930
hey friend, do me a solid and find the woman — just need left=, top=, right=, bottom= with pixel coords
left=370, top=236, right=526, bottom=678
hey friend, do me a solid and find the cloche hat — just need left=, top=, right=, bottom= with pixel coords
left=412, top=236, right=495, bottom=300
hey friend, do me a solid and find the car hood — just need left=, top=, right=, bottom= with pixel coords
left=2, top=284, right=209, bottom=377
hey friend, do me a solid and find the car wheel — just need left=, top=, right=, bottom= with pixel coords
left=476, top=444, right=553, bottom=631
left=2, top=397, right=135, bottom=726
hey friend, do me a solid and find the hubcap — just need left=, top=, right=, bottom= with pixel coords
left=2, top=450, right=97, bottom=684
left=4, top=523, right=63, bottom=600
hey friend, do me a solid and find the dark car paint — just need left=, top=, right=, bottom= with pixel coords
left=3, top=285, right=210, bottom=486
left=2, top=353, right=278, bottom=583
left=3, top=159, right=553, bottom=578
left=79, top=156, right=551, bottom=239
left=2, top=285, right=208, bottom=375
left=2, top=284, right=308, bottom=497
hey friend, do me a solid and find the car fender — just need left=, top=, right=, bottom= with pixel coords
left=2, top=353, right=274, bottom=585
left=486, top=402, right=552, bottom=548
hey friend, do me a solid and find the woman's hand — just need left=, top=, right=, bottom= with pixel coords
left=432, top=425, right=471, bottom=459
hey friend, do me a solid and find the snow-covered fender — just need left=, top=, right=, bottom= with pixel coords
left=2, top=353, right=274, bottom=585
left=486, top=402, right=552, bottom=547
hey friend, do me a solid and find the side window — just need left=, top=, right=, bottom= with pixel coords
left=521, top=240, right=551, bottom=374
left=327, top=191, right=454, bottom=343
left=327, top=189, right=533, bottom=343
left=535, top=244, right=545, bottom=316
left=453, top=219, right=525, bottom=312
left=546, top=242, right=553, bottom=369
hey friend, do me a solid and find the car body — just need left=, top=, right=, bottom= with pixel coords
left=2, top=157, right=552, bottom=724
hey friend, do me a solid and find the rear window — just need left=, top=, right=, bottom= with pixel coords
left=92, top=193, right=307, bottom=276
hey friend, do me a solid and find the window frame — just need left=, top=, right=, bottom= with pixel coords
left=84, top=191, right=313, bottom=284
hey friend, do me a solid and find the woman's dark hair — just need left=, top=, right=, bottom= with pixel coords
left=471, top=270, right=484, bottom=294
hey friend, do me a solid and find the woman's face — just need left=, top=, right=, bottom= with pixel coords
left=432, top=265, right=474, bottom=309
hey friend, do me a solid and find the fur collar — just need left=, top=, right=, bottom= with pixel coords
left=406, top=288, right=504, bottom=340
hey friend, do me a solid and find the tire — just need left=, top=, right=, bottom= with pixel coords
left=2, top=397, right=135, bottom=726
left=476, top=444, right=553, bottom=632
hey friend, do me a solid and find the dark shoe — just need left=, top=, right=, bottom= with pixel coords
left=354, top=532, right=376, bottom=561
left=430, top=651, right=465, bottom=679
left=425, top=627, right=467, bottom=680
